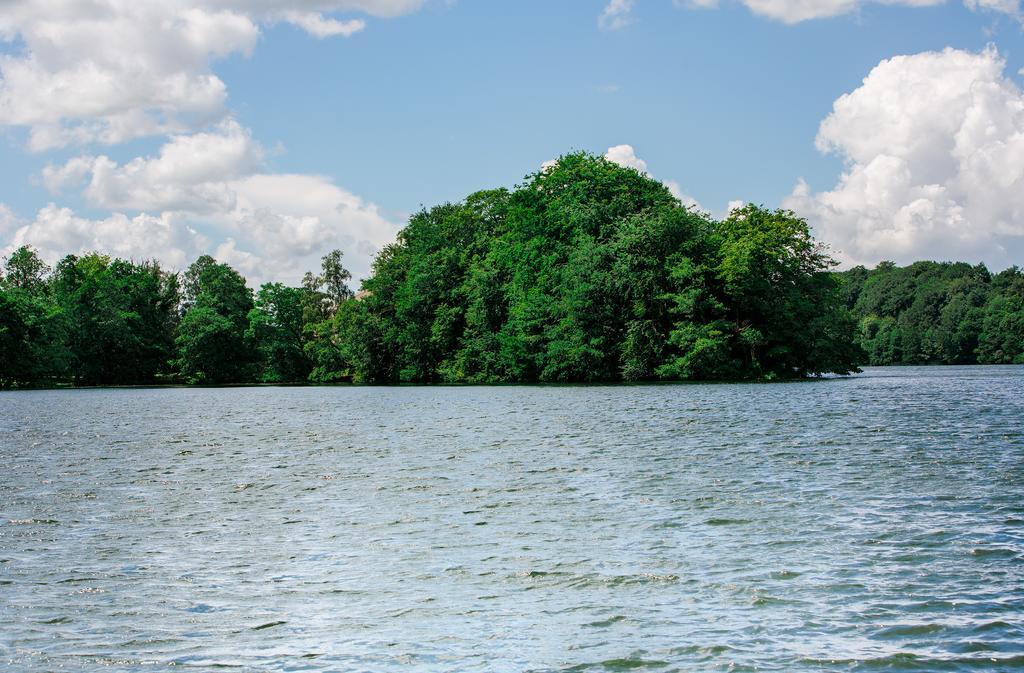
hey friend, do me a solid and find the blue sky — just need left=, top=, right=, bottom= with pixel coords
left=1, top=0, right=1022, bottom=283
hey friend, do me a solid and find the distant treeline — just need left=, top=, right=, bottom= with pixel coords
left=840, top=261, right=1024, bottom=366
left=0, top=153, right=1018, bottom=388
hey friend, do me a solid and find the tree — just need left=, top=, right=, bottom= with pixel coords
left=663, top=204, right=861, bottom=378
left=0, top=287, right=69, bottom=388
left=839, top=261, right=1009, bottom=366
left=50, top=253, right=178, bottom=385
left=319, top=249, right=354, bottom=314
left=3, top=245, right=50, bottom=292
left=175, top=258, right=254, bottom=383
left=247, top=283, right=311, bottom=382
left=311, top=153, right=862, bottom=383
left=0, top=244, right=69, bottom=387
left=977, top=267, right=1024, bottom=364
left=181, top=254, right=216, bottom=312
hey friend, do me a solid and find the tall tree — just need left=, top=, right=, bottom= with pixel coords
left=3, top=245, right=50, bottom=292
left=247, top=282, right=312, bottom=382
left=175, top=258, right=255, bottom=383
left=50, top=253, right=178, bottom=385
left=0, top=247, right=69, bottom=388
left=319, top=249, right=354, bottom=315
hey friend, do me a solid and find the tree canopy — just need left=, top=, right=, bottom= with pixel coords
left=3, top=152, right=1019, bottom=389
left=314, top=153, right=861, bottom=383
left=840, top=261, right=1024, bottom=365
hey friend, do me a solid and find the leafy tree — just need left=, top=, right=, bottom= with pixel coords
left=309, top=153, right=862, bottom=383
left=247, top=283, right=312, bottom=382
left=3, top=245, right=50, bottom=292
left=19, top=151, right=1024, bottom=387
left=181, top=254, right=216, bottom=312
left=175, top=258, right=254, bottom=383
left=840, top=261, right=1017, bottom=366
left=319, top=249, right=354, bottom=313
left=977, top=267, right=1024, bottom=364
left=711, top=205, right=860, bottom=378
left=50, top=254, right=178, bottom=385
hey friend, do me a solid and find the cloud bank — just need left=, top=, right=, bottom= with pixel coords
left=0, top=1, right=415, bottom=284
left=785, top=46, right=1024, bottom=269
left=10, top=121, right=400, bottom=284
left=0, top=1, right=425, bottom=149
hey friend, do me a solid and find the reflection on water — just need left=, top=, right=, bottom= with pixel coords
left=2, top=366, right=1023, bottom=672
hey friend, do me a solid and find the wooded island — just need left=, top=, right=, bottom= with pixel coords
left=2, top=154, right=1022, bottom=388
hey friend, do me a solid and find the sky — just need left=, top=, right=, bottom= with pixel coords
left=0, top=0, right=1022, bottom=285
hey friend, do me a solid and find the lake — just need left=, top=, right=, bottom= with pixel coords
left=2, top=366, right=1023, bottom=672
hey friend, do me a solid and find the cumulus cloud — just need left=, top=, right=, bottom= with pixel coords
left=964, top=0, right=1022, bottom=17
left=784, top=46, right=1024, bottom=269
left=604, top=144, right=648, bottom=173
left=0, top=203, right=18, bottom=240
left=279, top=11, right=366, bottom=37
left=674, top=0, right=1018, bottom=23
left=598, top=0, right=635, bottom=30
left=44, top=120, right=263, bottom=213
left=3, top=206, right=209, bottom=272
left=0, top=1, right=425, bottom=149
left=600, top=144, right=739, bottom=215
left=31, top=123, right=399, bottom=284
left=664, top=181, right=704, bottom=211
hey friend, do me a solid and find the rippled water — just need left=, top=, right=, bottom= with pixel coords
left=2, top=366, right=1023, bottom=672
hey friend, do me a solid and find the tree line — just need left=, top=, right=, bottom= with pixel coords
left=1, top=153, right=1018, bottom=388
left=0, top=243, right=357, bottom=387
left=841, top=261, right=1024, bottom=365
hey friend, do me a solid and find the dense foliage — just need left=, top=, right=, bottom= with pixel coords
left=841, top=261, right=1024, bottom=365
left=4, top=152, right=1015, bottom=389
left=329, top=154, right=861, bottom=383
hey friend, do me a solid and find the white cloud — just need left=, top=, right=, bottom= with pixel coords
left=784, top=47, right=1024, bottom=269
left=0, top=1, right=425, bottom=149
left=224, top=173, right=400, bottom=282
left=604, top=144, right=648, bottom=173
left=964, top=0, right=1022, bottom=17
left=31, top=124, right=400, bottom=284
left=674, top=0, right=1018, bottom=23
left=3, top=206, right=209, bottom=272
left=0, top=203, right=18, bottom=240
left=598, top=0, right=635, bottom=31
left=726, top=199, right=746, bottom=215
left=603, top=144, right=718, bottom=213
left=279, top=11, right=366, bottom=37
left=0, top=1, right=419, bottom=285
left=219, top=1, right=426, bottom=19
left=45, top=120, right=263, bottom=213
left=664, top=180, right=704, bottom=211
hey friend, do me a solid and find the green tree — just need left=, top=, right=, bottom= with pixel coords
left=3, top=245, right=50, bottom=292
left=709, top=205, right=861, bottom=378
left=51, top=253, right=178, bottom=385
left=321, top=153, right=861, bottom=383
left=977, top=267, right=1024, bottom=364
left=175, top=258, right=254, bottom=383
left=840, top=261, right=1001, bottom=366
left=247, top=282, right=311, bottom=382
left=0, top=249, right=70, bottom=388
left=319, top=249, right=354, bottom=313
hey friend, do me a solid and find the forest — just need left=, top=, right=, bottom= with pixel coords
left=1, top=153, right=1020, bottom=388
left=841, top=261, right=1024, bottom=365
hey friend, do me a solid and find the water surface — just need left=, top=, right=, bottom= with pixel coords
left=2, top=366, right=1023, bottom=671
